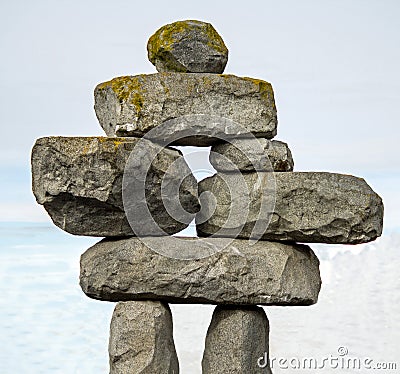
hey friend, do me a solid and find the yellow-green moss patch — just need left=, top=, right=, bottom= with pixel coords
left=147, top=20, right=227, bottom=69
left=97, top=76, right=147, bottom=113
left=242, top=77, right=276, bottom=107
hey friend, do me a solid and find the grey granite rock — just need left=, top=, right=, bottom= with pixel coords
left=109, top=301, right=179, bottom=374
left=196, top=172, right=383, bottom=244
left=31, top=137, right=199, bottom=236
left=147, top=20, right=228, bottom=73
left=80, top=237, right=321, bottom=305
left=210, top=138, right=294, bottom=172
left=202, top=306, right=272, bottom=374
left=94, top=73, right=277, bottom=145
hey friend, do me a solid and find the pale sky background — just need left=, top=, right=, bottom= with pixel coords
left=1, top=2, right=399, bottom=373
left=1, top=0, right=399, bottom=229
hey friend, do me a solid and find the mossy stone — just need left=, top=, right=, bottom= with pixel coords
left=147, top=20, right=228, bottom=73
left=94, top=73, right=278, bottom=143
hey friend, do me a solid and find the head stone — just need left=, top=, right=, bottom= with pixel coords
left=147, top=20, right=228, bottom=73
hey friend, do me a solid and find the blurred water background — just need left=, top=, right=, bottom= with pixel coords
left=1, top=221, right=399, bottom=373
left=1, top=1, right=400, bottom=372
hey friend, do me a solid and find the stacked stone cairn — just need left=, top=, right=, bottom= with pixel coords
left=31, top=20, right=384, bottom=373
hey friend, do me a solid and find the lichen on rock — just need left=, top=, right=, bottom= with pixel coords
left=94, top=73, right=278, bottom=144
left=147, top=20, right=228, bottom=73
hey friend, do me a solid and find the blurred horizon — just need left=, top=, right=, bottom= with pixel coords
left=1, top=0, right=399, bottom=372
left=1, top=221, right=398, bottom=373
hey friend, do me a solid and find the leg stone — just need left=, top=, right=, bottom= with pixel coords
left=202, top=305, right=272, bottom=373
left=109, top=301, right=179, bottom=374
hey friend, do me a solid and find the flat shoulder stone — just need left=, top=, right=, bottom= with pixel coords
left=79, top=237, right=321, bottom=305
left=31, top=136, right=199, bottom=236
left=94, top=73, right=277, bottom=145
left=147, top=20, right=228, bottom=73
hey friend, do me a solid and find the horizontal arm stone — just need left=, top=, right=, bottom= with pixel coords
left=196, top=171, right=383, bottom=244
left=31, top=136, right=199, bottom=236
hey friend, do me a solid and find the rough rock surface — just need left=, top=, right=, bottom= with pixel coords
left=147, top=20, right=228, bottom=74
left=94, top=73, right=277, bottom=144
left=210, top=138, right=294, bottom=172
left=202, top=306, right=272, bottom=374
left=80, top=237, right=321, bottom=305
left=196, top=172, right=384, bottom=244
left=31, top=137, right=199, bottom=236
left=109, top=301, right=179, bottom=374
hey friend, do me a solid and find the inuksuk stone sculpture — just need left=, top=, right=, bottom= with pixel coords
left=31, top=19, right=384, bottom=373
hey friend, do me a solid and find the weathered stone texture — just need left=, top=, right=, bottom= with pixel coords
left=202, top=306, right=272, bottom=374
left=31, top=136, right=198, bottom=236
left=94, top=73, right=277, bottom=144
left=80, top=237, right=321, bottom=305
left=109, top=301, right=179, bottom=374
left=196, top=172, right=383, bottom=244
left=147, top=20, right=228, bottom=74
left=210, top=138, right=294, bottom=172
